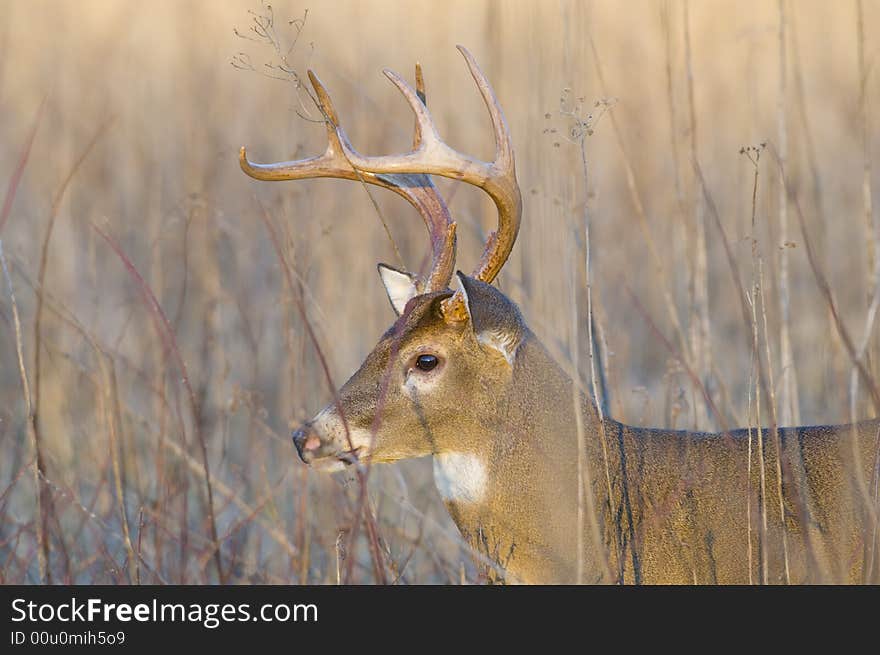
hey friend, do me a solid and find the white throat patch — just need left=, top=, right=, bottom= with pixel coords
left=432, top=452, right=488, bottom=504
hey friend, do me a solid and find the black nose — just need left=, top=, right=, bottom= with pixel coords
left=292, top=428, right=308, bottom=462
left=291, top=425, right=320, bottom=464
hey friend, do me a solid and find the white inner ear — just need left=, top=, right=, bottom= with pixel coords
left=379, top=265, right=419, bottom=316
left=476, top=330, right=518, bottom=366
left=457, top=274, right=519, bottom=366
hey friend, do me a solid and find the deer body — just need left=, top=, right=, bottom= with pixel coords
left=604, top=418, right=879, bottom=584
left=241, top=47, right=880, bottom=584
left=296, top=284, right=880, bottom=584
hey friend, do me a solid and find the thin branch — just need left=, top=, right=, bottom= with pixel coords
left=0, top=96, right=47, bottom=233
left=91, top=223, right=225, bottom=583
left=0, top=240, right=46, bottom=583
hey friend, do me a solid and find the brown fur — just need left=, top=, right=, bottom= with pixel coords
left=294, top=277, right=880, bottom=584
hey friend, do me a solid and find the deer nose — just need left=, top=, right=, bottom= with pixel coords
left=291, top=425, right=322, bottom=464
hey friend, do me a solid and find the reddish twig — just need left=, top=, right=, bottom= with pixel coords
left=0, top=96, right=47, bottom=233
left=91, top=223, right=225, bottom=583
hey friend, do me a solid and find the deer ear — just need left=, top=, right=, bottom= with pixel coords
left=378, top=264, right=419, bottom=316
left=456, top=272, right=524, bottom=366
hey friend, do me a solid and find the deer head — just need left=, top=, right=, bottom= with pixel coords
left=241, top=48, right=588, bottom=583
left=240, top=46, right=524, bottom=475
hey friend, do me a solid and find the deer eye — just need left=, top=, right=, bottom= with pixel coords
left=415, top=354, right=439, bottom=372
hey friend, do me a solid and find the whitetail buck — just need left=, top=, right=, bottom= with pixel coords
left=241, top=46, right=880, bottom=584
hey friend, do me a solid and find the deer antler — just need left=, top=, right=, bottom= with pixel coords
left=240, top=65, right=457, bottom=293
left=350, top=47, right=521, bottom=291
left=240, top=46, right=522, bottom=314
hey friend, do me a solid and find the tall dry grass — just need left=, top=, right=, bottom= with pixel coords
left=0, top=0, right=877, bottom=583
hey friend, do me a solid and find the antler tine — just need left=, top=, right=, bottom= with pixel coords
left=456, top=46, right=513, bottom=169
left=454, top=46, right=521, bottom=291
left=413, top=62, right=426, bottom=150
left=406, top=62, right=459, bottom=293
left=239, top=71, right=346, bottom=182
left=240, top=68, right=457, bottom=293
left=333, top=46, right=522, bottom=293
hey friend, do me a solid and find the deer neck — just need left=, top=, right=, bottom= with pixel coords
left=431, top=331, right=614, bottom=584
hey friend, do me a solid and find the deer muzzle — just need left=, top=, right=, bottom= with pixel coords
left=291, top=407, right=369, bottom=473
left=291, top=424, right=324, bottom=464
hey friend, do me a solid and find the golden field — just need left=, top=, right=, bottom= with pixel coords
left=0, top=0, right=877, bottom=583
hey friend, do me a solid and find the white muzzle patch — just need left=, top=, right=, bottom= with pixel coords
left=311, top=405, right=375, bottom=454
left=432, top=452, right=488, bottom=504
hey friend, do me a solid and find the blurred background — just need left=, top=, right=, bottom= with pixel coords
left=0, top=0, right=877, bottom=583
